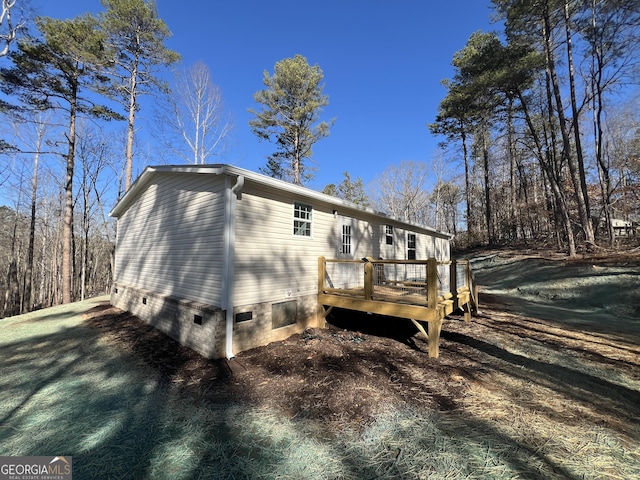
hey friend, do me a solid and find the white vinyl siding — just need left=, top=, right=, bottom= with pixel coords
left=233, top=184, right=335, bottom=306
left=114, top=173, right=226, bottom=305
left=376, top=221, right=449, bottom=262
left=113, top=166, right=451, bottom=311
left=231, top=181, right=453, bottom=307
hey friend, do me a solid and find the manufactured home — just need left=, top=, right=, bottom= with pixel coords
left=109, top=164, right=458, bottom=359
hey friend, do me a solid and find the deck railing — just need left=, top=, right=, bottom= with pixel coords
left=318, top=256, right=478, bottom=358
left=455, top=258, right=479, bottom=313
left=318, top=256, right=477, bottom=320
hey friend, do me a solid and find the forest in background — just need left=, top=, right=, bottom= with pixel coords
left=1, top=0, right=639, bottom=318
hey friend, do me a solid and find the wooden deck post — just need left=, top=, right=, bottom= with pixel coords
left=464, top=260, right=473, bottom=322
left=450, top=259, right=459, bottom=313
left=317, top=257, right=327, bottom=327
left=427, top=317, right=443, bottom=358
left=462, top=303, right=471, bottom=323
left=427, top=258, right=437, bottom=309
left=318, top=257, right=326, bottom=293
left=364, top=259, right=374, bottom=300
left=465, top=260, right=471, bottom=296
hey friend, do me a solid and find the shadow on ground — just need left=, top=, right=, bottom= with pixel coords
left=1, top=283, right=639, bottom=478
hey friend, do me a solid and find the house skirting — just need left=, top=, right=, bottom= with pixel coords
left=110, top=283, right=226, bottom=359
left=232, top=293, right=319, bottom=354
left=110, top=284, right=320, bottom=359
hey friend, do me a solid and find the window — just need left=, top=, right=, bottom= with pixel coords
left=293, top=202, right=312, bottom=236
left=407, top=233, right=416, bottom=260
left=385, top=225, right=394, bottom=245
left=342, top=224, right=352, bottom=254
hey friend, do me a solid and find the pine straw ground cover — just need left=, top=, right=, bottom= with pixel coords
left=1, top=251, right=639, bottom=479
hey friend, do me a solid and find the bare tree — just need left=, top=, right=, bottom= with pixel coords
left=370, top=160, right=433, bottom=226
left=0, top=119, right=117, bottom=317
left=21, top=113, right=50, bottom=312
left=1, top=168, right=24, bottom=317
left=153, top=62, right=232, bottom=164
left=430, top=181, right=462, bottom=235
left=0, top=0, right=25, bottom=57
left=429, top=154, right=463, bottom=234
left=602, top=105, right=640, bottom=222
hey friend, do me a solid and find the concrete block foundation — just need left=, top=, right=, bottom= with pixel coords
left=110, top=284, right=320, bottom=359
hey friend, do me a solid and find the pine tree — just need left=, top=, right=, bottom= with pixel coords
left=1, top=14, right=121, bottom=303
left=249, top=54, right=334, bottom=185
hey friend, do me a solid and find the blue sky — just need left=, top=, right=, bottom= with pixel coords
left=32, top=0, right=499, bottom=193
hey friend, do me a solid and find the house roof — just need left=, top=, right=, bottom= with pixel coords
left=109, top=164, right=453, bottom=240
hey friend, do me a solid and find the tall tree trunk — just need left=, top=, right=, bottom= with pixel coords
left=23, top=119, right=48, bottom=312
left=588, top=0, right=614, bottom=245
left=517, top=89, right=576, bottom=256
left=507, top=99, right=519, bottom=241
left=460, top=124, right=472, bottom=240
left=516, top=159, right=529, bottom=240
left=481, top=121, right=494, bottom=245
left=194, top=91, right=202, bottom=164
left=293, top=133, right=301, bottom=185
left=52, top=211, right=62, bottom=305
left=563, top=0, right=594, bottom=245
left=62, top=89, right=78, bottom=304
left=24, top=148, right=39, bottom=313
left=542, top=1, right=592, bottom=247
left=38, top=210, right=49, bottom=308
left=543, top=158, right=576, bottom=256
left=3, top=172, right=23, bottom=317
left=540, top=167, right=562, bottom=248
left=125, top=55, right=139, bottom=192
left=2, top=260, right=20, bottom=318
left=81, top=188, right=88, bottom=301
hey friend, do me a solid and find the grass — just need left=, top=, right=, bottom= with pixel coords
left=1, top=271, right=640, bottom=479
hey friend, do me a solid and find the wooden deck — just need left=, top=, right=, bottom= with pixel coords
left=317, top=257, right=478, bottom=358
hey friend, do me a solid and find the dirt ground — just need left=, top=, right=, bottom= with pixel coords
left=87, top=305, right=472, bottom=426
left=84, top=248, right=640, bottom=437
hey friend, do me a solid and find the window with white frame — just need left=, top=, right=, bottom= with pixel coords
left=385, top=225, right=394, bottom=245
left=293, top=202, right=312, bottom=236
left=407, top=233, right=416, bottom=260
left=342, top=224, right=352, bottom=254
